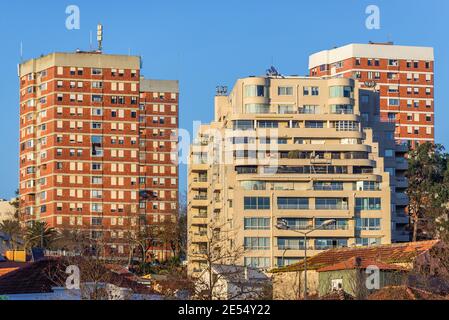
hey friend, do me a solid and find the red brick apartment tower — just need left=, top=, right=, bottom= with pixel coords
left=309, top=42, right=434, bottom=149
left=18, top=51, right=178, bottom=258
left=138, top=79, right=179, bottom=261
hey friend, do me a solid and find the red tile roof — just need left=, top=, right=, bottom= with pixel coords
left=368, top=286, right=447, bottom=300
left=317, top=257, right=408, bottom=272
left=0, top=258, right=155, bottom=295
left=0, top=260, right=58, bottom=295
left=271, top=240, right=439, bottom=273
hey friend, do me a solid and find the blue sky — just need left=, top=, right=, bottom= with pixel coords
left=0, top=0, right=447, bottom=198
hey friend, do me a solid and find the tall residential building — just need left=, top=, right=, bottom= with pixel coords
left=18, top=51, right=179, bottom=259
left=187, top=74, right=408, bottom=276
left=309, top=42, right=434, bottom=149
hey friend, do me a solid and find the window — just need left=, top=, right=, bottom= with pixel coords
left=280, top=218, right=312, bottom=230
left=244, top=85, right=267, bottom=97
left=258, top=120, right=278, bottom=128
left=91, top=217, right=103, bottom=226
left=92, top=95, right=103, bottom=103
left=303, top=87, right=310, bottom=96
left=316, top=218, right=348, bottom=230
left=92, top=68, right=102, bottom=75
left=315, top=238, right=347, bottom=250
left=278, top=105, right=295, bottom=114
left=91, top=176, right=102, bottom=184
left=278, top=86, right=293, bottom=95
left=244, top=237, right=270, bottom=250
left=356, top=218, right=381, bottom=231
left=277, top=197, right=309, bottom=210
left=233, top=120, right=254, bottom=131
left=300, top=105, right=319, bottom=114
left=91, top=122, right=102, bottom=129
left=244, top=197, right=270, bottom=210
left=385, top=149, right=394, bottom=157
left=313, top=181, right=343, bottom=191
left=276, top=258, right=300, bottom=267
left=331, top=279, right=343, bottom=291
left=331, top=105, right=353, bottom=114
left=356, top=238, right=381, bottom=247
left=278, top=238, right=305, bottom=250
left=305, top=121, right=324, bottom=128
left=356, top=198, right=381, bottom=211
left=244, top=257, right=271, bottom=268
left=316, top=198, right=348, bottom=210
left=244, top=104, right=270, bottom=114
left=244, top=218, right=270, bottom=230
left=92, top=163, right=102, bottom=170
left=329, top=86, right=353, bottom=98
left=311, top=87, right=319, bottom=96
left=388, top=99, right=400, bottom=106
left=388, top=59, right=398, bottom=66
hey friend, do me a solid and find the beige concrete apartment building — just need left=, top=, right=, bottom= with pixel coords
left=187, top=74, right=408, bottom=276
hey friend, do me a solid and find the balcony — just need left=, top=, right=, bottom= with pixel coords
left=191, top=215, right=208, bottom=225
left=395, top=193, right=409, bottom=206
left=396, top=177, right=408, bottom=189
left=396, top=158, right=408, bottom=171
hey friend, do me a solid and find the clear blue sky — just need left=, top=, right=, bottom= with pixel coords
left=0, top=0, right=447, bottom=198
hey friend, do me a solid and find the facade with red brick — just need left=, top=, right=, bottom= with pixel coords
left=18, top=52, right=178, bottom=259
left=309, top=43, right=434, bottom=149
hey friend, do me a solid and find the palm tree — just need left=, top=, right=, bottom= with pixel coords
left=0, top=219, right=22, bottom=250
left=25, top=221, right=58, bottom=249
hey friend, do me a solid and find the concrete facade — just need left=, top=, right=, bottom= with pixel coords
left=187, top=74, right=408, bottom=277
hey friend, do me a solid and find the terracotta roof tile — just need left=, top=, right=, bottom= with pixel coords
left=368, top=286, right=447, bottom=300
left=317, top=257, right=408, bottom=272
left=0, top=258, right=155, bottom=295
left=271, top=240, right=439, bottom=273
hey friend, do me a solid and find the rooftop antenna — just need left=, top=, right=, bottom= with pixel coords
left=89, top=30, right=93, bottom=51
left=97, top=24, right=103, bottom=52
left=20, top=41, right=23, bottom=62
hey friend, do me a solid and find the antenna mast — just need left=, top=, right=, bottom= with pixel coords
left=97, top=24, right=103, bottom=52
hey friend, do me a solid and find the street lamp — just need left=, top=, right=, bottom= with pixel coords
left=275, top=218, right=336, bottom=300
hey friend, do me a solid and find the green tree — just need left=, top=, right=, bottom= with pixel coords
left=406, top=142, right=449, bottom=241
left=0, top=219, right=22, bottom=250
left=25, top=221, right=58, bottom=249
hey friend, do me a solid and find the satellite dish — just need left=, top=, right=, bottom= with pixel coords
left=364, top=81, right=377, bottom=88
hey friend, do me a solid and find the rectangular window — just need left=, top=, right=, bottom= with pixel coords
left=356, top=238, right=381, bottom=247
left=356, top=218, right=381, bottom=231
left=278, top=86, right=293, bottom=96
left=244, top=257, right=271, bottom=269
left=244, top=218, right=270, bottom=230
left=244, top=85, right=267, bottom=97
left=277, top=197, right=309, bottom=210
left=244, top=237, right=270, bottom=250
left=356, top=198, right=381, bottom=211
left=278, top=238, right=305, bottom=250
left=329, top=86, right=353, bottom=98
left=315, top=238, right=348, bottom=250
left=315, top=198, right=348, bottom=210
left=244, top=197, right=270, bottom=210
